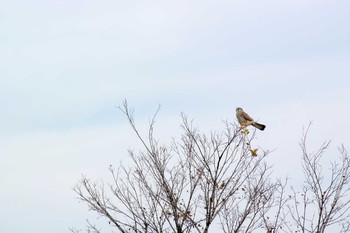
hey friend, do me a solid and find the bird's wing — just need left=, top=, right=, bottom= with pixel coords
left=242, top=111, right=254, bottom=121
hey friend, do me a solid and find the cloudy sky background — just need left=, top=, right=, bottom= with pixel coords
left=1, top=0, right=350, bottom=232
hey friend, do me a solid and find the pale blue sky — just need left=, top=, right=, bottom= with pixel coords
left=1, top=1, right=350, bottom=232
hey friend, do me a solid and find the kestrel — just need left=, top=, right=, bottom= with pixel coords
left=236, top=107, right=266, bottom=131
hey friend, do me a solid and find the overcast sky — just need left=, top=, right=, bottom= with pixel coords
left=1, top=1, right=350, bottom=232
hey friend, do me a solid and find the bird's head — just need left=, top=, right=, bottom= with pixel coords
left=236, top=107, right=243, bottom=112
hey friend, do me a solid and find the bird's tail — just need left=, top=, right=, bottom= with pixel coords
left=252, top=122, right=266, bottom=131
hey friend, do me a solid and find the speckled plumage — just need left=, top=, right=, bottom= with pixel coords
left=236, top=107, right=266, bottom=131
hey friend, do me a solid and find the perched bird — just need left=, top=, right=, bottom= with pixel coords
left=236, top=107, right=266, bottom=131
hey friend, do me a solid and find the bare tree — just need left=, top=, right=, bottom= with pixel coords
left=73, top=104, right=350, bottom=233
left=73, top=101, right=278, bottom=233
left=259, top=178, right=291, bottom=233
left=287, top=125, right=350, bottom=233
